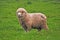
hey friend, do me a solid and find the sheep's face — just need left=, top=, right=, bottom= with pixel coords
left=16, top=8, right=27, bottom=18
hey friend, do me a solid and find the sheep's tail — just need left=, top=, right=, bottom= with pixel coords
left=40, top=13, right=47, bottom=19
left=40, top=13, right=49, bottom=30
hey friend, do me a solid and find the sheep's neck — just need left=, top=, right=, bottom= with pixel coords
left=21, top=14, right=30, bottom=23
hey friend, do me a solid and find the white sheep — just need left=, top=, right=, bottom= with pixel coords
left=16, top=8, right=48, bottom=32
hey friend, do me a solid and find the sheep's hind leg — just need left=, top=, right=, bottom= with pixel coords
left=41, top=20, right=49, bottom=30
left=37, top=27, right=42, bottom=31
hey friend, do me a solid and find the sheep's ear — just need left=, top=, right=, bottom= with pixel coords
left=22, top=11, right=27, bottom=14
left=23, top=9, right=27, bottom=13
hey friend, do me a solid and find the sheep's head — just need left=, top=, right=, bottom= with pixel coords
left=16, top=8, right=27, bottom=18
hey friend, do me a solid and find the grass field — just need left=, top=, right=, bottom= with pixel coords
left=0, top=0, right=60, bottom=40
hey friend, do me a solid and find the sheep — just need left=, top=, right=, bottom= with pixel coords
left=16, top=8, right=48, bottom=32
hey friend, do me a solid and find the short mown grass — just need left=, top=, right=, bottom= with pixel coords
left=0, top=0, right=60, bottom=40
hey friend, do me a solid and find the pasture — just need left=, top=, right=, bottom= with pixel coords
left=0, top=0, right=60, bottom=40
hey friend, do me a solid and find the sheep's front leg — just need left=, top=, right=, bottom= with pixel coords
left=26, top=25, right=31, bottom=32
left=22, top=24, right=28, bottom=32
left=22, top=24, right=31, bottom=32
left=26, top=22, right=32, bottom=32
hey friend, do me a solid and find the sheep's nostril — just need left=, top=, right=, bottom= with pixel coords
left=17, top=13, right=22, bottom=18
left=18, top=12, right=21, bottom=16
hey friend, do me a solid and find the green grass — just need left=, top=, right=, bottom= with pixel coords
left=0, top=0, right=60, bottom=40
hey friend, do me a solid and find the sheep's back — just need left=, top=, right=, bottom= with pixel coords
left=29, top=13, right=46, bottom=27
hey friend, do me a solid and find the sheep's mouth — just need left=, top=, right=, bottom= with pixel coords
left=18, top=15, right=23, bottom=18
